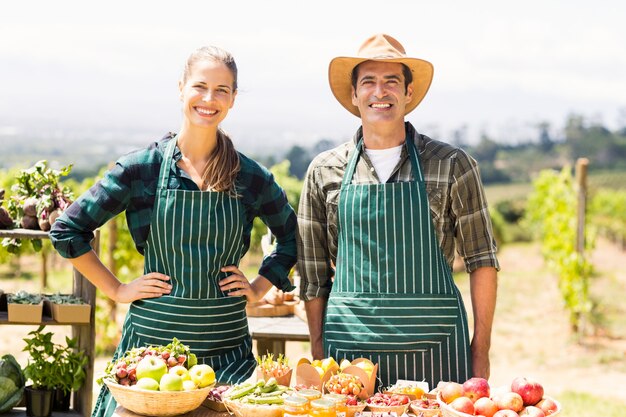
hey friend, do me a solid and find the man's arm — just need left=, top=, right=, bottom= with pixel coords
left=469, top=266, right=497, bottom=379
left=304, top=297, right=327, bottom=359
left=297, top=160, right=334, bottom=359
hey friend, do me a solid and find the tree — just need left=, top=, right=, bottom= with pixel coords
left=284, top=145, right=311, bottom=179
left=537, top=121, right=553, bottom=152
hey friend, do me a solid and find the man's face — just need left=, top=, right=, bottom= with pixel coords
left=351, top=61, right=413, bottom=125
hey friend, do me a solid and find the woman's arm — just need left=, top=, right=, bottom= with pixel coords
left=69, top=250, right=171, bottom=302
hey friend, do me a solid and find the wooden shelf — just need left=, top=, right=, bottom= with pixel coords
left=3, top=408, right=82, bottom=417
left=0, top=228, right=98, bottom=417
left=0, top=311, right=90, bottom=325
left=0, top=228, right=50, bottom=239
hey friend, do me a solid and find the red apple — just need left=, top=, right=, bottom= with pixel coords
left=511, top=377, right=544, bottom=406
left=535, top=398, right=559, bottom=415
left=474, top=397, right=499, bottom=417
left=450, top=396, right=475, bottom=415
left=520, top=406, right=546, bottom=417
left=463, top=377, right=490, bottom=402
left=493, top=410, right=520, bottom=417
left=494, top=392, right=524, bottom=413
left=441, top=382, right=464, bottom=404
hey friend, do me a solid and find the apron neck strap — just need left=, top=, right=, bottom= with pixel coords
left=158, top=137, right=178, bottom=189
left=342, top=134, right=424, bottom=186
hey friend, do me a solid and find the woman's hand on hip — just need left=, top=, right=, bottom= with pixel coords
left=114, top=272, right=171, bottom=303
left=220, top=266, right=265, bottom=303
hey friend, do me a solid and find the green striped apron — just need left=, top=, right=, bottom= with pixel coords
left=93, top=138, right=255, bottom=417
left=323, top=136, right=471, bottom=389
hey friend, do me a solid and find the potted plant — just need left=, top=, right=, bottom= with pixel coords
left=53, top=335, right=88, bottom=411
left=22, top=326, right=88, bottom=416
left=45, top=292, right=91, bottom=324
left=7, top=291, right=43, bottom=323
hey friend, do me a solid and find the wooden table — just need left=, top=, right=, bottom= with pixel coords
left=247, top=315, right=309, bottom=356
left=113, top=406, right=228, bottom=417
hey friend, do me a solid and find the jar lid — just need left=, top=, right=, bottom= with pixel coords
left=323, top=393, right=347, bottom=405
left=284, top=396, right=309, bottom=407
left=297, top=389, right=322, bottom=399
left=311, top=399, right=336, bottom=410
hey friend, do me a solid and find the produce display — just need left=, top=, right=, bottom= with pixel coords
left=437, top=376, right=560, bottom=417
left=5, top=160, right=73, bottom=232
left=325, top=372, right=364, bottom=396
left=222, top=378, right=291, bottom=417
left=366, top=392, right=411, bottom=407
left=224, top=378, right=290, bottom=404
left=409, top=397, right=440, bottom=417
left=101, top=338, right=205, bottom=390
left=256, top=353, right=292, bottom=386
left=0, top=354, right=25, bottom=414
left=0, top=189, right=13, bottom=229
left=96, top=349, right=564, bottom=417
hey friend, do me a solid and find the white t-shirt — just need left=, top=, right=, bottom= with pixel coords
left=364, top=145, right=404, bottom=183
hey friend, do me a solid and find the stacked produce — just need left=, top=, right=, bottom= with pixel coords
left=0, top=189, right=14, bottom=229
left=256, top=353, right=292, bottom=386
left=437, top=376, right=560, bottom=417
left=6, top=160, right=73, bottom=231
left=223, top=378, right=291, bottom=417
left=100, top=338, right=214, bottom=391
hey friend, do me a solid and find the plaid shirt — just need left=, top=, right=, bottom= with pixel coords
left=297, top=122, right=500, bottom=301
left=50, top=133, right=297, bottom=290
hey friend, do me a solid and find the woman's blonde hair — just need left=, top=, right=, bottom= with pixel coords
left=183, top=46, right=240, bottom=196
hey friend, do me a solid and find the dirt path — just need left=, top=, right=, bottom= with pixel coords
left=483, top=238, right=626, bottom=401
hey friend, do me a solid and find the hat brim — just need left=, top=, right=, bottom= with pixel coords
left=328, top=56, right=434, bottom=117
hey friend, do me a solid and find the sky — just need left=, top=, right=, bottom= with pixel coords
left=1, top=1, right=625, bottom=153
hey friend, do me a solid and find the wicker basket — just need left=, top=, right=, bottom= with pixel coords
left=346, top=403, right=367, bottom=417
left=435, top=392, right=562, bottom=417
left=365, top=403, right=409, bottom=415
left=409, top=399, right=441, bottom=417
left=104, top=379, right=213, bottom=416
left=222, top=399, right=284, bottom=417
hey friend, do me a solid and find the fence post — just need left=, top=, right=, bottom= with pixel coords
left=575, top=158, right=589, bottom=254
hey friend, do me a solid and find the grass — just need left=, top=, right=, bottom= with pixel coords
left=559, top=391, right=626, bottom=417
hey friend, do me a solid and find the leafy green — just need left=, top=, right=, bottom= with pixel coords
left=8, top=290, right=42, bottom=305
left=47, top=292, right=86, bottom=305
left=0, top=354, right=25, bottom=413
left=22, top=325, right=88, bottom=393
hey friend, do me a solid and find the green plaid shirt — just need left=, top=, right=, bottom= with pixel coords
left=50, top=133, right=297, bottom=290
left=297, top=122, right=500, bottom=300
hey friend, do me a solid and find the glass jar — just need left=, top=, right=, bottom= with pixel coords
left=323, top=394, right=347, bottom=417
left=296, top=389, right=322, bottom=410
left=309, top=399, right=337, bottom=417
left=283, top=396, right=310, bottom=417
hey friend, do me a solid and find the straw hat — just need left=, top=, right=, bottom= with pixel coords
left=328, top=33, right=434, bottom=117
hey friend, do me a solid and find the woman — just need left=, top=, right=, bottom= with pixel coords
left=50, top=46, right=297, bottom=417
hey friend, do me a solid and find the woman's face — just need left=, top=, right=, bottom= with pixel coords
left=179, top=59, right=237, bottom=129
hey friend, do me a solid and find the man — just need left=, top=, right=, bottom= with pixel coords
left=297, top=34, right=499, bottom=389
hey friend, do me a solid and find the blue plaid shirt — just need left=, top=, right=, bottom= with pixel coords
left=50, top=133, right=297, bottom=291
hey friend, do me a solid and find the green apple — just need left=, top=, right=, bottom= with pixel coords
left=134, top=377, right=160, bottom=391
left=182, top=380, right=197, bottom=391
left=136, top=356, right=167, bottom=383
left=169, top=365, right=191, bottom=381
left=189, top=364, right=215, bottom=388
left=159, top=373, right=184, bottom=391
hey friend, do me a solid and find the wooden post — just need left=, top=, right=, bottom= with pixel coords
left=575, top=158, right=589, bottom=254
left=40, top=250, right=47, bottom=289
left=72, top=229, right=99, bottom=417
